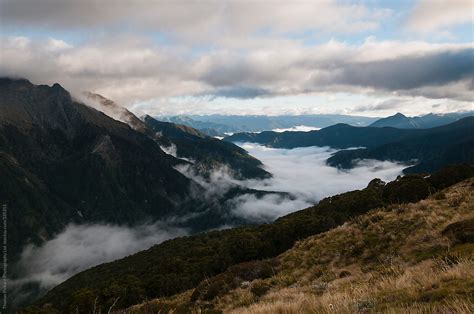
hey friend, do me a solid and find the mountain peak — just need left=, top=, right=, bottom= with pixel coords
left=369, top=112, right=413, bottom=128
left=393, top=112, right=407, bottom=118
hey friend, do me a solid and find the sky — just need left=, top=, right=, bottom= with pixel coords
left=0, top=0, right=473, bottom=117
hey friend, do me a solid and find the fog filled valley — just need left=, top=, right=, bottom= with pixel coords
left=0, top=77, right=472, bottom=312
left=0, top=74, right=471, bottom=313
left=2, top=1, right=474, bottom=313
left=10, top=138, right=407, bottom=307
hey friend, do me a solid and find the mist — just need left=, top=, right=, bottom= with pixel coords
left=175, top=142, right=407, bottom=222
left=272, top=125, right=321, bottom=132
left=227, top=143, right=407, bottom=221
left=10, top=222, right=186, bottom=307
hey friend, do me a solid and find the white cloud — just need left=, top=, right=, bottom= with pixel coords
left=10, top=222, right=186, bottom=306
left=238, top=144, right=406, bottom=204
left=273, top=125, right=321, bottom=132
left=169, top=142, right=406, bottom=222
left=45, top=38, right=73, bottom=51
left=227, top=194, right=311, bottom=222
left=1, top=34, right=471, bottom=116
left=407, top=0, right=473, bottom=33
left=0, top=0, right=389, bottom=40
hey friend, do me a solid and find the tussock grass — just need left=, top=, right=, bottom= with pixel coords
left=126, top=179, right=474, bottom=314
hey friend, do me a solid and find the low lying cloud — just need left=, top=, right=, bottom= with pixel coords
left=228, top=143, right=406, bottom=221
left=272, top=125, right=321, bottom=132
left=10, top=222, right=186, bottom=307
left=175, top=142, right=407, bottom=223
left=227, top=194, right=310, bottom=223
left=175, top=163, right=239, bottom=199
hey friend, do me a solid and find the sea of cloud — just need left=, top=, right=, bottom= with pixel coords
left=272, top=125, right=321, bottom=132
left=226, top=143, right=407, bottom=221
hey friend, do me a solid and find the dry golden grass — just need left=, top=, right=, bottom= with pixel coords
left=125, top=178, right=474, bottom=314
left=227, top=257, right=473, bottom=314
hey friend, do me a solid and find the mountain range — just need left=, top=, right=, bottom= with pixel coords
left=156, top=114, right=379, bottom=136
left=156, top=111, right=473, bottom=136
left=369, top=112, right=474, bottom=129
left=225, top=117, right=474, bottom=173
left=3, top=77, right=473, bottom=312
left=0, top=78, right=274, bottom=269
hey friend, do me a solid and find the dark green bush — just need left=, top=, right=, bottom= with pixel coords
left=442, top=219, right=474, bottom=244
left=250, top=281, right=271, bottom=297
left=382, top=175, right=433, bottom=204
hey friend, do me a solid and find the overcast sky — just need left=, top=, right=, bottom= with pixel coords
left=0, top=0, right=472, bottom=117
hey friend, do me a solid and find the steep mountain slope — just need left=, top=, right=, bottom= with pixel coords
left=143, top=115, right=270, bottom=179
left=0, top=78, right=202, bottom=263
left=370, top=112, right=473, bottom=129
left=82, top=92, right=149, bottom=134
left=26, top=165, right=474, bottom=312
left=81, top=93, right=269, bottom=179
left=328, top=117, right=474, bottom=173
left=3, top=78, right=290, bottom=310
left=135, top=177, right=473, bottom=313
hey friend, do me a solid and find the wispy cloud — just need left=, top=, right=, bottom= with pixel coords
left=175, top=143, right=407, bottom=222
left=11, top=222, right=186, bottom=307
left=230, top=144, right=406, bottom=221
left=406, top=0, right=473, bottom=33
left=1, top=35, right=472, bottom=116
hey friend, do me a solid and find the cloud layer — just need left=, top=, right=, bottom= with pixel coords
left=0, top=0, right=388, bottom=38
left=407, top=0, right=473, bottom=33
left=227, top=143, right=406, bottom=221
left=11, top=222, right=186, bottom=306
left=1, top=1, right=472, bottom=116
left=1, top=34, right=472, bottom=117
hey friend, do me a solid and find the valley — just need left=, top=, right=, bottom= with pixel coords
left=2, top=2, right=474, bottom=313
left=2, top=78, right=473, bottom=312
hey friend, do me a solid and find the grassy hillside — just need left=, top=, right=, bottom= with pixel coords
left=127, top=177, right=474, bottom=314
left=23, top=165, right=474, bottom=312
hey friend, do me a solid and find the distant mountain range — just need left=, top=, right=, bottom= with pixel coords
left=156, top=114, right=379, bottom=136
left=156, top=112, right=473, bottom=136
left=369, top=112, right=474, bottom=129
left=225, top=117, right=474, bottom=173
